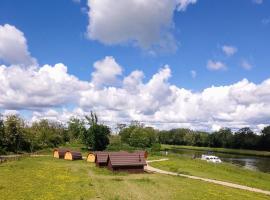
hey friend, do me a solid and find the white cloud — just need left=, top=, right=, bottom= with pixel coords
left=207, top=60, right=226, bottom=71
left=241, top=59, right=253, bottom=70
left=0, top=63, right=90, bottom=110
left=1, top=53, right=270, bottom=131
left=86, top=0, right=196, bottom=51
left=190, top=70, right=197, bottom=78
left=222, top=45, right=238, bottom=56
left=91, top=56, right=123, bottom=88
left=0, top=24, right=37, bottom=66
left=1, top=24, right=269, bottom=131
left=176, top=0, right=197, bottom=11
left=123, top=70, right=144, bottom=92
left=29, top=74, right=270, bottom=132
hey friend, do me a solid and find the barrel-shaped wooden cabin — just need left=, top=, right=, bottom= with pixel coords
left=107, top=152, right=147, bottom=173
left=53, top=149, right=69, bottom=159
left=86, top=152, right=96, bottom=162
left=64, top=151, right=83, bottom=161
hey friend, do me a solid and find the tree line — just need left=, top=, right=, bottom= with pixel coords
left=1, top=112, right=270, bottom=154
left=158, top=127, right=270, bottom=151
left=0, top=112, right=110, bottom=154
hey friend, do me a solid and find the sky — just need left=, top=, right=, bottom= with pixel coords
left=0, top=0, right=269, bottom=132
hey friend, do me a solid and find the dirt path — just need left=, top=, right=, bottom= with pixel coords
left=145, top=159, right=270, bottom=196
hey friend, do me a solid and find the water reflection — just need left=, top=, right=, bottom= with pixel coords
left=167, top=148, right=270, bottom=173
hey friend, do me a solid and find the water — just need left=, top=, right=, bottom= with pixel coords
left=166, top=148, right=270, bottom=173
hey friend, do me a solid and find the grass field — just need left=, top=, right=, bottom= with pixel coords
left=162, top=144, right=270, bottom=157
left=0, top=157, right=270, bottom=200
left=150, top=154, right=270, bottom=191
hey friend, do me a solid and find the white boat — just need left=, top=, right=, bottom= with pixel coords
left=201, top=155, right=222, bottom=163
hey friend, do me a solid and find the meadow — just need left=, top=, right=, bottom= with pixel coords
left=0, top=156, right=270, bottom=200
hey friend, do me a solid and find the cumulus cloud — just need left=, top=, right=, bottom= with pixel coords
left=222, top=45, right=238, bottom=56
left=1, top=24, right=269, bottom=131
left=91, top=56, right=123, bottom=88
left=26, top=74, right=270, bottom=131
left=1, top=53, right=270, bottom=131
left=0, top=63, right=89, bottom=110
left=86, top=0, right=196, bottom=51
left=207, top=60, right=226, bottom=71
left=0, top=24, right=37, bottom=66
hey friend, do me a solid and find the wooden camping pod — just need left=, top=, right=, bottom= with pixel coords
left=107, top=152, right=147, bottom=173
left=64, top=151, right=83, bottom=161
left=53, top=149, right=69, bottom=159
left=95, top=152, right=109, bottom=167
left=86, top=152, right=96, bottom=162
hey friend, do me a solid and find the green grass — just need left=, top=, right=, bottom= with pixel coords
left=150, top=154, right=270, bottom=191
left=0, top=157, right=270, bottom=200
left=162, top=144, right=270, bottom=157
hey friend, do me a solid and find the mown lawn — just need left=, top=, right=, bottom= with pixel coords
left=150, top=154, right=270, bottom=191
left=0, top=157, right=270, bottom=200
left=162, top=144, right=270, bottom=157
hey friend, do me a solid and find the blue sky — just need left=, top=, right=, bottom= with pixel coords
left=0, top=0, right=269, bottom=131
left=1, top=0, right=269, bottom=90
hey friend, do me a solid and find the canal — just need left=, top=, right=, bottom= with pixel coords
left=167, top=148, right=270, bottom=173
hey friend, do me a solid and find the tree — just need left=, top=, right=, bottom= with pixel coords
left=128, top=127, right=157, bottom=148
left=233, top=127, right=259, bottom=149
left=208, top=128, right=233, bottom=148
left=119, top=125, right=136, bottom=144
left=4, top=115, right=26, bottom=153
left=259, top=126, right=270, bottom=150
left=67, top=117, right=86, bottom=141
left=0, top=114, right=5, bottom=153
left=84, top=112, right=110, bottom=151
left=31, top=119, right=66, bottom=148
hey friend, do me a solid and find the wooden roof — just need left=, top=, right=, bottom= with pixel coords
left=54, top=148, right=69, bottom=153
left=95, top=152, right=109, bottom=163
left=108, top=152, right=147, bottom=167
left=65, top=151, right=82, bottom=160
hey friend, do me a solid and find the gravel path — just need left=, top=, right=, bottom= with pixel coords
left=145, top=159, right=270, bottom=196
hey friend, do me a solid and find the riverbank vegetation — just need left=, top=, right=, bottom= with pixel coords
left=1, top=156, right=269, bottom=200
left=158, top=127, right=270, bottom=151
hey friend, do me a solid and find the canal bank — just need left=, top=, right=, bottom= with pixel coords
left=162, top=145, right=270, bottom=173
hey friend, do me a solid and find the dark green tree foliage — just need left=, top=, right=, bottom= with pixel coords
left=233, top=127, right=259, bottom=149
left=158, top=127, right=268, bottom=150
left=0, top=114, right=5, bottom=153
left=84, top=112, right=110, bottom=151
left=260, top=126, right=270, bottom=150
left=208, top=128, right=233, bottom=148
